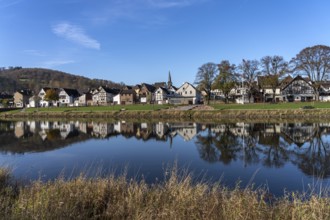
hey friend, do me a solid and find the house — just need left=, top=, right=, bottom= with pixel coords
left=78, top=91, right=93, bottom=106
left=155, top=87, right=171, bottom=104
left=319, top=82, right=330, bottom=101
left=120, top=89, right=137, bottom=105
left=258, top=76, right=283, bottom=102
left=139, top=83, right=156, bottom=103
left=281, top=75, right=315, bottom=102
left=92, top=86, right=120, bottom=105
left=168, top=82, right=201, bottom=105
left=59, top=88, right=80, bottom=106
left=114, top=89, right=137, bottom=105
left=38, top=87, right=60, bottom=107
left=13, top=89, right=33, bottom=107
left=28, top=95, right=40, bottom=108
left=234, top=86, right=253, bottom=104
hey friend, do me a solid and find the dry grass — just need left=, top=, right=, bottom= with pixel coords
left=0, top=167, right=329, bottom=219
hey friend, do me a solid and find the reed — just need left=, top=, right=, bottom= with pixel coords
left=0, top=167, right=329, bottom=219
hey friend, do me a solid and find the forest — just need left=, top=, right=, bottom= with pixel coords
left=0, top=67, right=121, bottom=93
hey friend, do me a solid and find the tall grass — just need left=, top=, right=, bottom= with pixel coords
left=0, top=167, right=329, bottom=219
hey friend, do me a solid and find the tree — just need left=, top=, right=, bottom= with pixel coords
left=291, top=45, right=330, bottom=100
left=44, top=89, right=59, bottom=102
left=195, top=62, right=218, bottom=104
left=212, top=60, right=237, bottom=103
left=238, top=59, right=261, bottom=103
left=260, top=56, right=288, bottom=102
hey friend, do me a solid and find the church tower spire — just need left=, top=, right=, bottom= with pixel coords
left=168, top=71, right=172, bottom=89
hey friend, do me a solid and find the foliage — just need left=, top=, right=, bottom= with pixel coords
left=213, top=60, right=237, bottom=103
left=44, top=89, right=59, bottom=101
left=260, top=56, right=288, bottom=102
left=195, top=63, right=218, bottom=104
left=238, top=59, right=261, bottom=103
left=291, top=45, right=330, bottom=100
left=291, top=45, right=330, bottom=81
left=0, top=68, right=121, bottom=93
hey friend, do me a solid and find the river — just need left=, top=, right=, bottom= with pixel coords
left=0, top=120, right=329, bottom=196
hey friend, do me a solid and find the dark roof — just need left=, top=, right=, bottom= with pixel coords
left=16, top=89, right=33, bottom=96
left=124, top=85, right=133, bottom=90
left=120, top=89, right=136, bottom=95
left=62, top=88, right=80, bottom=97
left=99, top=86, right=120, bottom=94
left=158, top=87, right=170, bottom=94
left=281, top=75, right=313, bottom=91
left=142, top=83, right=156, bottom=92
left=279, top=76, right=293, bottom=89
left=154, top=82, right=166, bottom=89
left=133, top=84, right=141, bottom=90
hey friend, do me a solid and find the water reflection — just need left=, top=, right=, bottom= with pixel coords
left=1, top=120, right=330, bottom=178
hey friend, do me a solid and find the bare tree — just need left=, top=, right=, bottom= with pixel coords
left=195, top=62, right=218, bottom=104
left=212, top=60, right=237, bottom=103
left=260, top=56, right=288, bottom=102
left=291, top=45, right=330, bottom=100
left=238, top=59, right=261, bottom=103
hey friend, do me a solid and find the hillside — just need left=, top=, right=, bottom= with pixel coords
left=0, top=67, right=122, bottom=93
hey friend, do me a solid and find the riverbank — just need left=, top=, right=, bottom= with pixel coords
left=2, top=108, right=330, bottom=121
left=0, top=167, right=329, bottom=219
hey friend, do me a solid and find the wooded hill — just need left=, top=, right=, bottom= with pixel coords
left=0, top=67, right=122, bottom=93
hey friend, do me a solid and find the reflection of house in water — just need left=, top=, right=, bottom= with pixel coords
left=155, top=122, right=170, bottom=140
left=136, top=123, right=153, bottom=140
left=91, top=122, right=116, bottom=138
left=27, top=121, right=37, bottom=133
left=79, top=122, right=93, bottom=134
left=38, top=121, right=79, bottom=140
left=173, top=123, right=200, bottom=141
left=120, top=122, right=136, bottom=138
left=230, top=123, right=251, bottom=137
left=280, top=123, right=316, bottom=147
left=14, top=121, right=26, bottom=138
left=256, top=123, right=280, bottom=147
left=59, top=122, right=75, bottom=139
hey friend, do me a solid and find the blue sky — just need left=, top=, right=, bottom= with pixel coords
left=1, top=0, right=330, bottom=86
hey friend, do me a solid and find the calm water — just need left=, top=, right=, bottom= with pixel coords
left=0, top=120, right=330, bottom=196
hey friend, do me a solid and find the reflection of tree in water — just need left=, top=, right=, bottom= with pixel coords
left=195, top=126, right=218, bottom=163
left=292, top=126, right=330, bottom=178
left=240, top=125, right=261, bottom=166
left=213, top=125, right=241, bottom=164
left=195, top=124, right=241, bottom=164
left=254, top=123, right=290, bottom=168
left=46, top=129, right=61, bottom=141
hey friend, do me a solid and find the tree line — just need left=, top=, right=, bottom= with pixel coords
left=195, top=45, right=330, bottom=103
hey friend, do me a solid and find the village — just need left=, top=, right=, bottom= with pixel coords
left=2, top=71, right=330, bottom=109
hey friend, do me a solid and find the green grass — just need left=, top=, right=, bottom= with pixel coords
left=0, top=167, right=329, bottom=219
left=211, top=102, right=330, bottom=110
left=3, top=104, right=172, bottom=114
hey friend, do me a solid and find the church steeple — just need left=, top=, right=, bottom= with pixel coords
left=168, top=71, right=172, bottom=89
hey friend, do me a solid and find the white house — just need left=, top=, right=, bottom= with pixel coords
left=38, top=87, right=60, bottom=107
left=168, top=82, right=201, bottom=105
left=155, top=87, right=170, bottom=104
left=58, top=88, right=80, bottom=106
left=281, top=75, right=315, bottom=102
left=92, top=86, right=120, bottom=105
left=78, top=92, right=93, bottom=106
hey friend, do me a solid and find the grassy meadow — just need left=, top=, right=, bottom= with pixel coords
left=3, top=102, right=330, bottom=114
left=211, top=101, right=330, bottom=110
left=0, top=167, right=329, bottom=219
